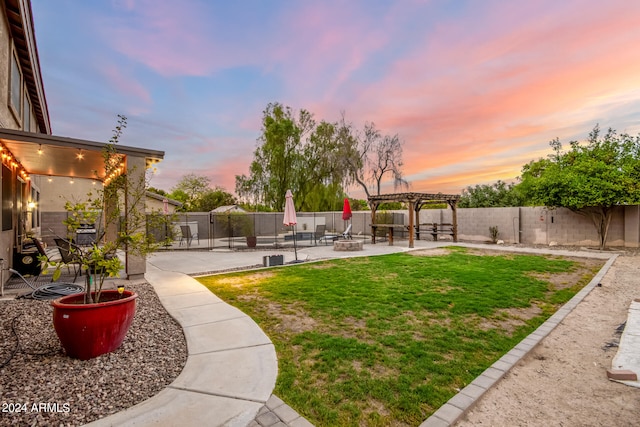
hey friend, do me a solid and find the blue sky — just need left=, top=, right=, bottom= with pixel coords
left=31, top=0, right=640, bottom=197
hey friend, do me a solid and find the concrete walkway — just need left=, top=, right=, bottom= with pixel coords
left=86, top=241, right=620, bottom=427
left=86, top=263, right=278, bottom=427
left=609, top=299, right=640, bottom=389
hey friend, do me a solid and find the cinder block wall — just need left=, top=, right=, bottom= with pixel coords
left=406, top=206, right=633, bottom=247
left=458, top=207, right=520, bottom=243
left=40, top=212, right=68, bottom=246
left=544, top=207, right=625, bottom=247
left=625, top=206, right=640, bottom=248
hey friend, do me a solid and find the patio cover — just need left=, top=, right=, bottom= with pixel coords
left=0, top=128, right=164, bottom=279
left=0, top=128, right=163, bottom=180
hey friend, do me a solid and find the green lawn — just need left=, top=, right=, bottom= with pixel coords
left=197, top=247, right=602, bottom=426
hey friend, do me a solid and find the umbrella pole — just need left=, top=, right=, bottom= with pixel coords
left=293, top=226, right=298, bottom=260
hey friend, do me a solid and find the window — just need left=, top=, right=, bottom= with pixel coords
left=23, top=91, right=30, bottom=131
left=30, top=187, right=39, bottom=228
left=9, top=51, right=22, bottom=119
left=2, top=164, right=13, bottom=231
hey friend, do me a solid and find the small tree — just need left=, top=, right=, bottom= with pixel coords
left=235, top=103, right=313, bottom=211
left=45, top=115, right=160, bottom=302
left=517, top=125, right=640, bottom=250
left=489, top=226, right=499, bottom=243
left=459, top=180, right=524, bottom=208
left=336, top=117, right=407, bottom=199
left=194, top=187, right=236, bottom=212
left=170, top=173, right=212, bottom=211
left=219, top=212, right=253, bottom=237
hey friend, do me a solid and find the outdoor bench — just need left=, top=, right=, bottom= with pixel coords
left=370, top=224, right=410, bottom=246
left=419, top=223, right=455, bottom=241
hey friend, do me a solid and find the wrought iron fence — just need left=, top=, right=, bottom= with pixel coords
left=147, top=211, right=387, bottom=250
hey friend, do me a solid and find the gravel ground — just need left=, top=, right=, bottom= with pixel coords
left=0, top=281, right=188, bottom=427
left=456, top=253, right=640, bottom=426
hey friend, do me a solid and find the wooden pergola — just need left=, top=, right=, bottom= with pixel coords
left=368, top=192, right=461, bottom=248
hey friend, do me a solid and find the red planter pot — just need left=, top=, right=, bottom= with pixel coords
left=51, top=290, right=137, bottom=360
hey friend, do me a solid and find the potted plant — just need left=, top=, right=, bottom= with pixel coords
left=240, top=214, right=257, bottom=248
left=220, top=212, right=256, bottom=248
left=45, top=115, right=159, bottom=360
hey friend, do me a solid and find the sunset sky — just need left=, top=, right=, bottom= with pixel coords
left=31, top=0, right=640, bottom=198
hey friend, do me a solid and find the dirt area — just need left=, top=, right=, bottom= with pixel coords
left=456, top=254, right=640, bottom=426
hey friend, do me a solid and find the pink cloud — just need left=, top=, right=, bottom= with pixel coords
left=99, top=1, right=245, bottom=76
left=72, top=0, right=640, bottom=197
left=268, top=2, right=390, bottom=104
left=99, top=62, right=152, bottom=111
left=340, top=0, right=640, bottom=193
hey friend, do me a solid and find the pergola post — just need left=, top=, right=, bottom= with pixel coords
left=408, top=198, right=416, bottom=248
left=124, top=155, right=147, bottom=280
left=370, top=201, right=378, bottom=244
left=448, top=199, right=459, bottom=243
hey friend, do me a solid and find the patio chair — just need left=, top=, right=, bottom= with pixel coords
left=54, top=238, right=83, bottom=282
left=179, top=225, right=199, bottom=246
left=313, top=224, right=327, bottom=245
left=342, top=224, right=353, bottom=239
left=31, top=237, right=50, bottom=282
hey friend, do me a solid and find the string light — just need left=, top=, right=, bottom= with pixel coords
left=0, top=142, right=30, bottom=181
left=103, top=158, right=127, bottom=186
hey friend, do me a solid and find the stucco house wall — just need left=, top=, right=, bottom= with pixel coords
left=0, top=5, right=18, bottom=129
left=0, top=0, right=49, bottom=275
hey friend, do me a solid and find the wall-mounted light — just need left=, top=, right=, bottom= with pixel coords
left=69, top=179, right=74, bottom=184
left=47, top=176, right=53, bottom=182
left=27, top=201, right=36, bottom=211
left=37, top=144, right=43, bottom=155
left=76, top=149, right=84, bottom=160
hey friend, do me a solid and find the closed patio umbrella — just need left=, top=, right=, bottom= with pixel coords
left=342, top=198, right=352, bottom=220
left=283, top=189, right=298, bottom=261
left=342, top=198, right=352, bottom=237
